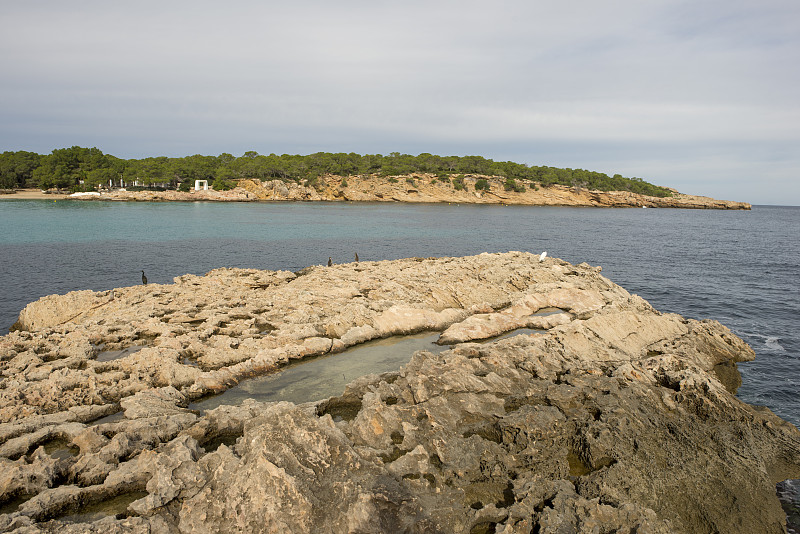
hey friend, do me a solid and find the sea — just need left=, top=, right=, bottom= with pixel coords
left=0, top=200, right=797, bottom=431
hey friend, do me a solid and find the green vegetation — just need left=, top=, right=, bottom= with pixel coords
left=212, top=177, right=235, bottom=191
left=0, top=150, right=40, bottom=189
left=504, top=178, right=526, bottom=193
left=0, top=147, right=673, bottom=197
left=474, top=179, right=490, bottom=191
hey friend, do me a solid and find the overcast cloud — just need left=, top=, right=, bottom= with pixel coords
left=2, top=0, right=798, bottom=204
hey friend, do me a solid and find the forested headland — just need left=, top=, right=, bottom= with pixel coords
left=0, top=147, right=673, bottom=197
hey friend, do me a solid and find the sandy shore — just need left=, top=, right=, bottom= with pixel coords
left=0, top=189, right=70, bottom=200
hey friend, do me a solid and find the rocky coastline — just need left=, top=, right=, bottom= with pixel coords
left=52, top=174, right=751, bottom=209
left=0, top=253, right=795, bottom=532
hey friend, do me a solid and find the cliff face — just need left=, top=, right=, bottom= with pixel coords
left=85, top=174, right=752, bottom=209
left=0, top=253, right=794, bottom=533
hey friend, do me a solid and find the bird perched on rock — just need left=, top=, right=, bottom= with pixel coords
left=539, top=251, right=547, bottom=262
left=355, top=252, right=359, bottom=263
left=327, top=257, right=332, bottom=267
left=141, top=270, right=148, bottom=285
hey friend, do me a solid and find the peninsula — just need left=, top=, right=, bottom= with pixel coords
left=70, top=174, right=751, bottom=209
left=0, top=149, right=750, bottom=209
left=0, top=253, right=795, bottom=532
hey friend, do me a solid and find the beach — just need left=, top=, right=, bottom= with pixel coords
left=0, top=189, right=70, bottom=200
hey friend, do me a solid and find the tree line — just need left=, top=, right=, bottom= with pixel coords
left=0, top=147, right=673, bottom=197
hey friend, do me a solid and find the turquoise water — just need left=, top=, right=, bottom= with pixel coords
left=0, top=200, right=461, bottom=244
left=0, top=200, right=797, bottom=429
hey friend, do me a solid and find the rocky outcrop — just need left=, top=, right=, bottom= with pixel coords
left=0, top=253, right=795, bottom=532
left=85, top=187, right=258, bottom=202
left=70, top=174, right=751, bottom=209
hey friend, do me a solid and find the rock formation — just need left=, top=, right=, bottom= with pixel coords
left=71, top=174, right=751, bottom=209
left=0, top=253, right=795, bottom=532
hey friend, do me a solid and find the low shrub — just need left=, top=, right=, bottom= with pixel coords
left=212, top=178, right=235, bottom=191
left=503, top=178, right=526, bottom=193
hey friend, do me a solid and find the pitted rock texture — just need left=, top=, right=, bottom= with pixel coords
left=0, top=253, right=796, bottom=533
left=2, top=253, right=620, bottom=422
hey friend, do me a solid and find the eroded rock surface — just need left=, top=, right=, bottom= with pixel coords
left=72, top=174, right=751, bottom=209
left=0, top=253, right=796, bottom=533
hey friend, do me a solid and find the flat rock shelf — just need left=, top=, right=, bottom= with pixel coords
left=0, top=252, right=797, bottom=533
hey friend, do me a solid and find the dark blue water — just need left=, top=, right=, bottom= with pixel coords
left=0, top=200, right=797, bottom=427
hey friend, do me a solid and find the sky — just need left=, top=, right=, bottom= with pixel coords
left=1, top=1, right=799, bottom=205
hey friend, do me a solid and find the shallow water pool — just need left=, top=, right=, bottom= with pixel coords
left=190, top=331, right=450, bottom=411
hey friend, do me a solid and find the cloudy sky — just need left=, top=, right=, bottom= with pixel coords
left=2, top=1, right=798, bottom=205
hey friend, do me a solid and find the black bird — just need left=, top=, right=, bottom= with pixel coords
left=355, top=252, right=359, bottom=263
left=141, top=270, right=148, bottom=285
left=327, top=257, right=333, bottom=267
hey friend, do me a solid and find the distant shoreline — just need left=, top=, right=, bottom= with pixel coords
left=0, top=189, right=69, bottom=200
left=0, top=178, right=752, bottom=210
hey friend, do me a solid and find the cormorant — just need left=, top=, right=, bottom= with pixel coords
left=355, top=252, right=359, bottom=263
left=327, top=257, right=332, bottom=267
left=141, top=270, right=148, bottom=285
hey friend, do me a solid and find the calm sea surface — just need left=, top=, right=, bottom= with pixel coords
left=0, top=200, right=797, bottom=427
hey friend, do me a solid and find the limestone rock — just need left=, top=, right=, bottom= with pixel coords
left=65, top=174, right=751, bottom=209
left=119, top=386, right=191, bottom=419
left=14, top=291, right=102, bottom=332
left=0, top=253, right=795, bottom=533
